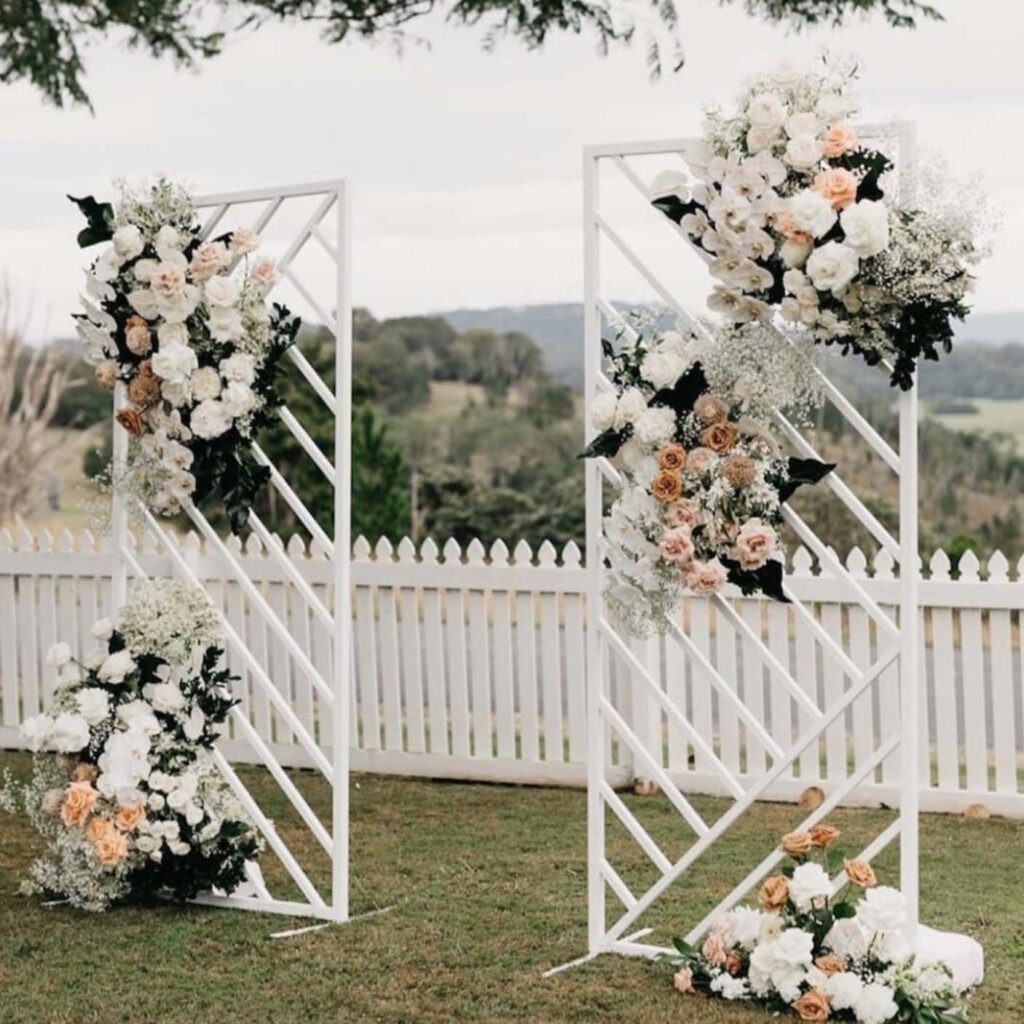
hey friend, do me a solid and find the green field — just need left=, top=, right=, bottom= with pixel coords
left=928, top=398, right=1024, bottom=454
left=1, top=751, right=1022, bottom=1023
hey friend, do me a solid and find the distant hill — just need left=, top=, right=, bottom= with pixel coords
left=439, top=304, right=1024, bottom=397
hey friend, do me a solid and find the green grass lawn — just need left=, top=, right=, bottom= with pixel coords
left=1, top=751, right=1022, bottom=1023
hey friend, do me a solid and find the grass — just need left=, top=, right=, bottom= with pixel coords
left=1, top=750, right=1022, bottom=1023
left=928, top=398, right=1024, bottom=455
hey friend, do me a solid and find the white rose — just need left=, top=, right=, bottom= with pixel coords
left=785, top=111, right=820, bottom=138
left=19, top=714, right=53, bottom=752
left=788, top=862, right=833, bottom=911
left=806, top=241, right=860, bottom=294
left=788, top=190, right=837, bottom=238
left=49, top=712, right=91, bottom=753
left=75, top=688, right=111, bottom=726
left=143, top=681, right=187, bottom=714
left=784, top=134, right=824, bottom=171
left=117, top=699, right=161, bottom=736
left=97, top=649, right=137, bottom=683
left=780, top=238, right=812, bottom=268
left=207, top=307, right=243, bottom=343
left=154, top=225, right=182, bottom=260
left=219, top=352, right=257, bottom=385
left=156, top=283, right=199, bottom=324
left=133, top=258, right=159, bottom=283
left=590, top=391, right=618, bottom=431
left=816, top=91, right=853, bottom=123
left=93, top=247, right=122, bottom=283
left=222, top=381, right=257, bottom=418
left=747, top=92, right=788, bottom=131
left=633, top=407, right=676, bottom=446
left=190, top=366, right=222, bottom=401
left=824, top=917, right=870, bottom=960
left=127, top=289, right=159, bottom=320
left=84, top=648, right=106, bottom=670
left=854, top=983, right=899, bottom=1024
left=230, top=227, right=260, bottom=255
left=58, top=664, right=83, bottom=688
left=183, top=707, right=206, bottom=742
left=825, top=971, right=865, bottom=1012
left=147, top=793, right=166, bottom=812
left=46, top=642, right=73, bottom=668
left=746, top=126, right=777, bottom=152
left=613, top=389, right=648, bottom=430
left=112, top=224, right=144, bottom=260
left=840, top=199, right=890, bottom=257
left=857, top=885, right=909, bottom=936
left=90, top=618, right=114, bottom=641
left=729, top=906, right=764, bottom=951
left=204, top=275, right=240, bottom=307
left=152, top=341, right=199, bottom=385
left=161, top=380, right=192, bottom=409
left=770, top=927, right=815, bottom=968
left=157, top=322, right=188, bottom=348
left=640, top=350, right=686, bottom=390
left=190, top=399, right=232, bottom=440
left=168, top=840, right=190, bottom=856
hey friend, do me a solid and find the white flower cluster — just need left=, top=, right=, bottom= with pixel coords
left=9, top=582, right=260, bottom=911
left=77, top=178, right=287, bottom=517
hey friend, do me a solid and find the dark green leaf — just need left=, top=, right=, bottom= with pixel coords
left=778, top=457, right=836, bottom=503
left=68, top=194, right=114, bottom=247
left=579, top=428, right=627, bottom=460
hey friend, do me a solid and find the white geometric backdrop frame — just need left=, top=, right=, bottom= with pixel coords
left=571, top=126, right=922, bottom=965
left=110, top=179, right=353, bottom=921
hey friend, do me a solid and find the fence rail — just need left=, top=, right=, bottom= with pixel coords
left=1, top=527, right=1022, bottom=816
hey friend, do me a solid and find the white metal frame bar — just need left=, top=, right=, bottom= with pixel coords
left=575, top=129, right=921, bottom=963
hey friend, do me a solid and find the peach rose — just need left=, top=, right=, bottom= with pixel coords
left=793, top=988, right=832, bottom=1021
left=114, top=802, right=146, bottom=833
left=781, top=830, right=814, bottom=858
left=814, top=954, right=846, bottom=976
left=92, top=824, right=129, bottom=867
left=72, top=763, right=98, bottom=783
left=822, top=124, right=859, bottom=159
left=722, top=455, right=756, bottom=489
left=651, top=469, right=682, bottom=503
left=250, top=258, right=278, bottom=291
left=812, top=168, right=858, bottom=210
left=85, top=817, right=111, bottom=843
left=776, top=212, right=813, bottom=245
left=843, top=858, right=877, bottom=887
left=95, top=361, right=118, bottom=391
left=656, top=443, right=687, bottom=472
left=60, top=780, right=98, bottom=828
left=666, top=498, right=702, bottom=529
left=686, top=559, right=729, bottom=596
left=725, top=951, right=744, bottom=976
left=694, top=394, right=726, bottom=424
left=125, top=315, right=152, bottom=356
left=701, top=422, right=738, bottom=454
left=701, top=932, right=727, bottom=966
left=116, top=407, right=146, bottom=437
left=733, top=519, right=778, bottom=571
left=672, top=967, right=694, bottom=994
left=686, top=447, right=716, bottom=476
left=759, top=874, right=790, bottom=910
left=809, top=823, right=840, bottom=848
left=659, top=527, right=695, bottom=566
left=189, top=241, right=229, bottom=281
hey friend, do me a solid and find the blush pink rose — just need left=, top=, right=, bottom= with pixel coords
left=685, top=559, right=729, bottom=595
left=666, top=498, right=702, bottom=529
left=822, top=124, right=859, bottom=158
left=189, top=241, right=229, bottom=281
left=659, top=527, right=695, bottom=566
left=250, top=258, right=278, bottom=291
left=150, top=260, right=187, bottom=300
left=701, top=932, right=727, bottom=966
left=733, top=519, right=778, bottom=569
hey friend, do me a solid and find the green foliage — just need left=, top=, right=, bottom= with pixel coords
left=4, top=0, right=937, bottom=108
left=351, top=403, right=410, bottom=543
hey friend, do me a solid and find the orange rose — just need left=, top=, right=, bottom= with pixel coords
left=700, top=422, right=738, bottom=454
left=809, top=823, right=840, bottom=848
left=781, top=830, right=814, bottom=858
left=814, top=954, right=846, bottom=976
left=116, top=407, right=146, bottom=437
left=759, top=875, right=789, bottom=910
left=651, top=470, right=682, bottom=503
left=843, top=858, right=877, bottom=888
left=812, top=168, right=858, bottom=210
left=86, top=817, right=112, bottom=843
left=114, top=803, right=146, bottom=833
left=693, top=394, right=726, bottom=424
left=793, top=988, right=832, bottom=1021
left=672, top=967, right=694, bottom=994
left=822, top=124, right=859, bottom=159
left=60, top=781, right=98, bottom=828
left=656, top=443, right=687, bottom=472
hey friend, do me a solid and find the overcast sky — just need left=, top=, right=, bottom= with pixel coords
left=2, top=1, right=1021, bottom=341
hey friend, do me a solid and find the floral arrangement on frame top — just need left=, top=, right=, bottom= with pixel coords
left=584, top=313, right=832, bottom=634
left=650, top=55, right=986, bottom=390
left=73, top=180, right=300, bottom=533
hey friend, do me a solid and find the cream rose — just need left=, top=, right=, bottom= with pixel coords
left=152, top=341, right=199, bottom=385
left=784, top=135, right=824, bottom=171
left=112, top=224, right=144, bottom=261
left=839, top=199, right=890, bottom=257
left=747, top=92, right=788, bottom=132
left=204, top=275, right=240, bottom=307
left=190, top=366, right=223, bottom=401
left=190, top=399, right=232, bottom=440
left=806, top=241, right=859, bottom=293
left=788, top=191, right=837, bottom=239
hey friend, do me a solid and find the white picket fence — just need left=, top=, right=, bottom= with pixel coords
left=1, top=527, right=1023, bottom=816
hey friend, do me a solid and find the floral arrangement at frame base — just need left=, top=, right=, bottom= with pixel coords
left=73, top=179, right=301, bottom=533
left=664, top=823, right=983, bottom=1024
left=1, top=580, right=263, bottom=912
left=648, top=55, right=989, bottom=390
left=583, top=311, right=833, bottom=635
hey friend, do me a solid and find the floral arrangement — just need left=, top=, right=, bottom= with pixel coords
left=73, top=179, right=301, bottom=531
left=584, top=313, right=832, bottom=634
left=2, top=580, right=261, bottom=911
left=664, top=823, right=968, bottom=1023
left=650, top=55, right=986, bottom=390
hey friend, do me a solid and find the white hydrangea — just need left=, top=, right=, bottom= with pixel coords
left=97, top=650, right=137, bottom=684
left=632, top=407, right=676, bottom=447
left=590, top=391, right=618, bottom=431
left=854, top=982, right=899, bottom=1024
left=49, top=712, right=91, bottom=753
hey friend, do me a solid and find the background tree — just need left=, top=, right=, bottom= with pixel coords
left=5, top=0, right=941, bottom=108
